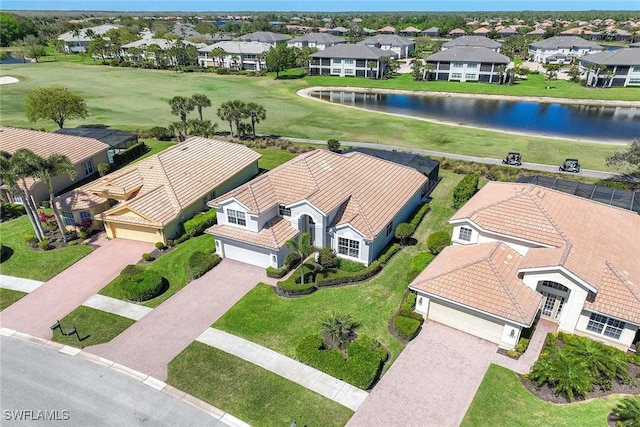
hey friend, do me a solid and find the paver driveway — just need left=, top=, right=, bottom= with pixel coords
left=0, top=237, right=153, bottom=339
left=88, top=259, right=275, bottom=381
left=347, top=321, right=497, bottom=427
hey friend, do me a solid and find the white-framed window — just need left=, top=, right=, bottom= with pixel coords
left=227, top=209, right=246, bottom=226
left=467, top=62, right=479, bottom=68
left=386, top=221, right=393, bottom=237
left=452, top=62, right=464, bottom=68
left=344, top=58, right=354, bottom=65
left=338, top=237, right=359, bottom=258
left=458, top=227, right=472, bottom=242
left=465, top=74, right=477, bottom=79
left=332, top=58, right=342, bottom=64
left=344, top=68, right=354, bottom=75
left=278, top=205, right=291, bottom=217
left=586, top=313, right=626, bottom=340
left=629, top=78, right=640, bottom=84
left=82, top=160, right=95, bottom=176
left=62, top=211, right=75, bottom=226
left=631, top=66, right=640, bottom=72
left=11, top=193, right=23, bottom=203
left=79, top=211, right=91, bottom=222
left=331, top=68, right=341, bottom=74
left=451, top=73, right=462, bottom=79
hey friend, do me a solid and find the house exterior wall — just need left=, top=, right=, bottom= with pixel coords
left=61, top=201, right=110, bottom=232
left=574, top=309, right=638, bottom=351
left=331, top=225, right=370, bottom=265
left=199, top=53, right=268, bottom=70
left=309, top=57, right=383, bottom=78
left=521, top=271, right=589, bottom=333
left=427, top=60, right=504, bottom=83
left=451, top=222, right=536, bottom=256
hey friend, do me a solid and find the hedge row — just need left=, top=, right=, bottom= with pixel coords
left=378, top=243, right=401, bottom=265
left=1, top=203, right=26, bottom=220
left=391, top=292, right=425, bottom=341
left=112, top=142, right=148, bottom=167
left=266, top=252, right=301, bottom=278
left=408, top=204, right=431, bottom=230
left=184, top=209, right=217, bottom=237
left=295, top=334, right=387, bottom=389
left=316, top=260, right=382, bottom=288
left=119, top=269, right=164, bottom=302
left=276, top=263, right=318, bottom=296
left=187, top=251, right=221, bottom=280
left=405, top=252, right=436, bottom=283
left=453, top=173, right=479, bottom=209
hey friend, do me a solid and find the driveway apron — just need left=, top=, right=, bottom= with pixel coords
left=88, top=259, right=274, bottom=381
left=0, top=238, right=153, bottom=339
left=347, top=321, right=497, bottom=427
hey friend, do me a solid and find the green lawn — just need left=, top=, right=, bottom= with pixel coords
left=168, top=342, right=354, bottom=427
left=0, top=288, right=27, bottom=311
left=461, top=364, right=621, bottom=427
left=50, top=306, right=135, bottom=348
left=99, top=234, right=214, bottom=308
left=0, top=216, right=93, bottom=281
left=136, top=139, right=176, bottom=162
left=213, top=171, right=465, bottom=365
left=254, top=148, right=298, bottom=171
left=0, top=62, right=628, bottom=171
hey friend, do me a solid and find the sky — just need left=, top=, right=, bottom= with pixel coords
left=2, top=0, right=639, bottom=12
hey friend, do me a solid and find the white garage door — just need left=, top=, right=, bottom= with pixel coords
left=222, top=242, right=271, bottom=268
left=429, top=301, right=504, bottom=345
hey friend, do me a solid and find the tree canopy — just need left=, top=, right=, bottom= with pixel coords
left=266, top=44, right=295, bottom=78
left=606, top=139, right=640, bottom=172
left=25, top=86, right=88, bottom=128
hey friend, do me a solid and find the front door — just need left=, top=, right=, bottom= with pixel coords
left=540, top=291, right=565, bottom=321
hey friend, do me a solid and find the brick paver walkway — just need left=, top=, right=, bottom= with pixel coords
left=88, top=259, right=275, bottom=381
left=492, top=319, right=557, bottom=374
left=347, top=321, right=497, bottom=427
left=0, top=238, right=153, bottom=339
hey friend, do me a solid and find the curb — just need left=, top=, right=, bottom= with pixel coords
left=0, top=328, right=250, bottom=427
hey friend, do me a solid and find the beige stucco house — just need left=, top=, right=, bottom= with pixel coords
left=206, top=149, right=428, bottom=268
left=56, top=137, right=260, bottom=243
left=410, top=182, right=640, bottom=352
left=0, top=127, right=110, bottom=206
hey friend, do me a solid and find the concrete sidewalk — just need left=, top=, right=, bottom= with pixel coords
left=198, top=328, right=368, bottom=411
left=0, top=238, right=153, bottom=339
left=0, top=275, right=44, bottom=293
left=83, top=294, right=152, bottom=321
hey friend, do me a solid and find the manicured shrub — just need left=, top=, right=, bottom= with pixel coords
left=507, top=338, right=531, bottom=358
left=119, top=270, right=164, bottom=302
left=1, top=203, right=26, bottom=219
left=266, top=266, right=288, bottom=278
left=453, top=173, right=479, bottom=209
left=295, top=334, right=387, bottom=389
left=98, top=162, right=110, bottom=176
left=395, top=223, right=414, bottom=245
left=408, top=204, right=430, bottom=230
left=611, top=395, right=640, bottom=426
left=24, top=234, right=38, bottom=245
left=38, top=239, right=52, bottom=251
left=155, top=242, right=166, bottom=250
left=276, top=278, right=316, bottom=296
left=406, top=252, right=435, bottom=282
left=183, top=209, right=217, bottom=237
left=142, top=252, right=154, bottom=262
left=173, top=233, right=191, bottom=244
left=402, top=292, right=417, bottom=313
left=186, top=251, right=221, bottom=280
left=339, top=259, right=366, bottom=272
left=315, top=261, right=382, bottom=288
left=284, top=251, right=302, bottom=269
left=393, top=315, right=422, bottom=341
left=317, top=247, right=340, bottom=269
left=119, top=264, right=145, bottom=279
left=112, top=142, right=148, bottom=167
left=427, top=231, right=451, bottom=255
left=148, top=126, right=173, bottom=141
left=378, top=242, right=400, bottom=264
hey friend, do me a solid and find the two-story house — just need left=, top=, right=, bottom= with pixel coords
left=410, top=182, right=640, bottom=352
left=198, top=41, right=273, bottom=70
left=579, top=47, right=640, bottom=87
left=236, top=31, right=291, bottom=46
left=287, top=33, right=347, bottom=51
left=425, top=47, right=510, bottom=83
left=309, top=44, right=394, bottom=78
left=206, top=149, right=428, bottom=268
left=442, top=36, right=502, bottom=52
left=529, top=36, right=603, bottom=64
left=357, top=34, right=415, bottom=59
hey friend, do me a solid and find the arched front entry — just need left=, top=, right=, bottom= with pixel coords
left=536, top=280, right=570, bottom=322
left=299, top=214, right=316, bottom=246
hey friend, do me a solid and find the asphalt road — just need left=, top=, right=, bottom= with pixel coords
left=289, top=138, right=626, bottom=181
left=0, top=336, right=223, bottom=427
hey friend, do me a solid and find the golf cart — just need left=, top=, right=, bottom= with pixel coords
left=502, top=152, right=523, bottom=166
left=559, top=158, right=581, bottom=173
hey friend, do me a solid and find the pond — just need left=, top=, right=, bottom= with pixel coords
left=310, top=90, right=640, bottom=142
left=0, top=54, right=28, bottom=65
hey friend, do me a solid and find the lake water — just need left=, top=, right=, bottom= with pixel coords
left=0, top=54, right=27, bottom=64
left=310, top=91, right=640, bottom=142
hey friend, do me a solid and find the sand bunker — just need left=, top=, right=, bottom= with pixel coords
left=0, top=76, right=19, bottom=85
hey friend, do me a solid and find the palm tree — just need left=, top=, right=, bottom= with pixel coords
left=210, top=47, right=226, bottom=68
left=217, top=102, right=235, bottom=135
left=169, top=96, right=194, bottom=123
left=34, top=154, right=77, bottom=242
left=187, top=119, right=217, bottom=137
left=191, top=93, right=212, bottom=121
left=217, top=100, right=247, bottom=138
left=611, top=396, right=640, bottom=427
left=71, top=28, right=84, bottom=64
left=285, top=232, right=314, bottom=285
left=603, top=69, right=614, bottom=88
left=245, top=102, right=266, bottom=137
left=497, top=64, right=507, bottom=84
left=423, top=63, right=435, bottom=81
left=366, top=60, right=377, bottom=79
left=168, top=121, right=189, bottom=142
left=6, top=150, right=45, bottom=241
left=320, top=312, right=358, bottom=349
